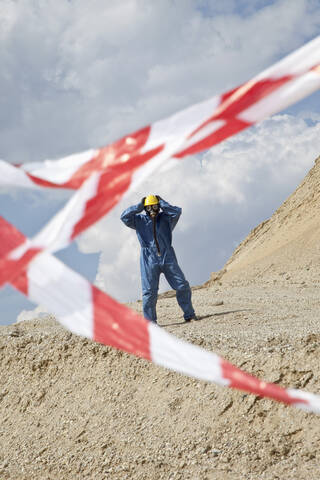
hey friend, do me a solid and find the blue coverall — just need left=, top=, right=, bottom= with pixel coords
left=120, top=199, right=195, bottom=323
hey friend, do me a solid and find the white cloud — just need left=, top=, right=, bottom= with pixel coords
left=16, top=305, right=48, bottom=323
left=78, top=112, right=320, bottom=302
left=0, top=0, right=319, bottom=164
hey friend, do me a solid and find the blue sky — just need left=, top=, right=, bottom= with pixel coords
left=1, top=0, right=320, bottom=324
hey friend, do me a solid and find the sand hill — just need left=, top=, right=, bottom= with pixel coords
left=219, top=154, right=320, bottom=286
left=1, top=155, right=320, bottom=480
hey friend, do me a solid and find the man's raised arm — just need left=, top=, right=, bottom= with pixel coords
left=157, top=196, right=182, bottom=230
left=120, top=199, right=145, bottom=230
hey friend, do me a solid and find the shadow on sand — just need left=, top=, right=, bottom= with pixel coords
left=160, top=309, right=251, bottom=328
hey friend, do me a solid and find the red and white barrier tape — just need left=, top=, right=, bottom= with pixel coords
left=1, top=36, right=320, bottom=413
left=1, top=37, right=320, bottom=260
left=1, top=216, right=320, bottom=414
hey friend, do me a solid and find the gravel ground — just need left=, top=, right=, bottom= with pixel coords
left=1, top=280, right=320, bottom=480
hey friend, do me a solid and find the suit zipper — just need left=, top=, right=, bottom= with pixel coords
left=152, top=217, right=161, bottom=256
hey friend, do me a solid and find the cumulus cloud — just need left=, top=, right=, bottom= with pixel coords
left=0, top=0, right=319, bottom=164
left=78, top=112, right=320, bottom=302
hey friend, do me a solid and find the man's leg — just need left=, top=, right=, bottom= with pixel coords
left=140, top=258, right=160, bottom=323
left=162, top=261, right=195, bottom=320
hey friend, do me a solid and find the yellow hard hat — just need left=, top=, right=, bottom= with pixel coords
left=144, top=195, right=159, bottom=206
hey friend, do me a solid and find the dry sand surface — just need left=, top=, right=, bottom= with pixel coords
left=1, top=155, right=320, bottom=479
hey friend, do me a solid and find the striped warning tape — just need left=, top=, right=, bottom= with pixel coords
left=1, top=36, right=320, bottom=413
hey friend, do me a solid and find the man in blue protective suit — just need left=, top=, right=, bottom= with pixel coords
left=121, top=195, right=197, bottom=324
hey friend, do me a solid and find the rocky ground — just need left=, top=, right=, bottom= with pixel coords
left=1, top=155, right=320, bottom=479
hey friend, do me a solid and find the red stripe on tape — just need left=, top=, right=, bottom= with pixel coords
left=92, top=286, right=151, bottom=360
left=221, top=359, right=308, bottom=407
left=0, top=217, right=40, bottom=290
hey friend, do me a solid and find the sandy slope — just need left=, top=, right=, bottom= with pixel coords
left=217, top=155, right=320, bottom=286
left=1, top=155, right=320, bottom=480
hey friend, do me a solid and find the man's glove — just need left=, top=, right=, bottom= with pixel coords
left=156, top=195, right=163, bottom=202
left=141, top=197, right=146, bottom=206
